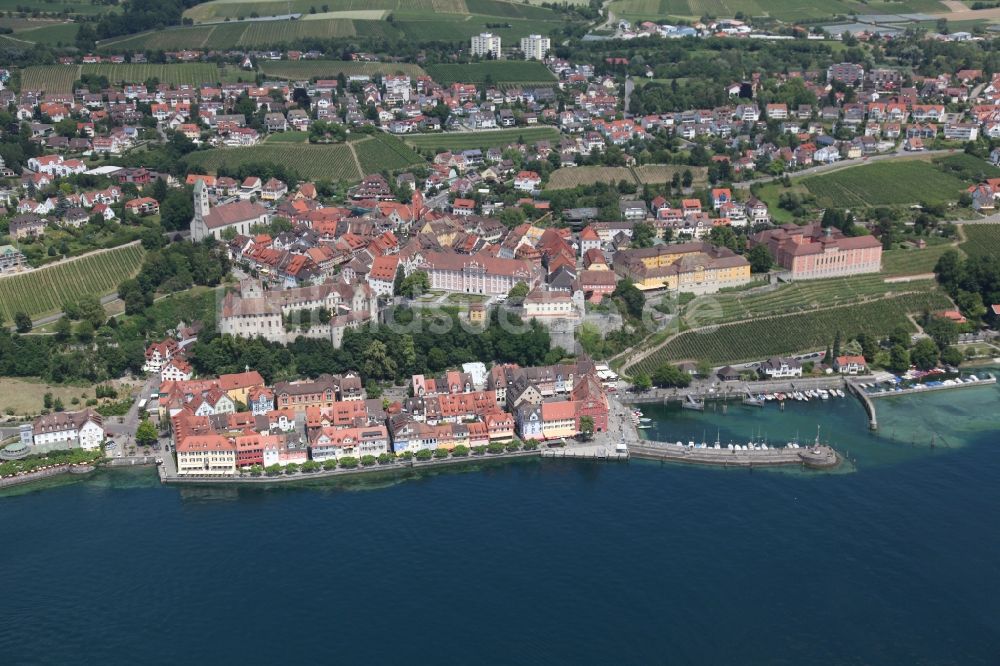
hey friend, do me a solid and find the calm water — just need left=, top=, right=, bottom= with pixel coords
left=3, top=381, right=1000, bottom=665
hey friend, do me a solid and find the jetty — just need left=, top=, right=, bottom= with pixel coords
left=628, top=440, right=840, bottom=469
left=845, top=381, right=878, bottom=430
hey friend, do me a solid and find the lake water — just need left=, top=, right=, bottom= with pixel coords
left=3, top=381, right=1000, bottom=664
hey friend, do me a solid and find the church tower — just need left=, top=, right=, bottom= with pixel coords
left=194, top=178, right=210, bottom=218
left=190, top=178, right=211, bottom=241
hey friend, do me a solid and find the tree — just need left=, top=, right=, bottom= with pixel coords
left=398, top=270, right=430, bottom=298
left=360, top=455, right=377, bottom=466
left=888, top=326, right=911, bottom=348
left=612, top=279, right=644, bottom=319
left=747, top=245, right=772, bottom=273
left=363, top=339, right=397, bottom=380
left=136, top=418, right=158, bottom=446
left=651, top=363, right=692, bottom=388
left=633, top=372, right=652, bottom=392
left=888, top=345, right=910, bottom=374
left=508, top=281, right=530, bottom=300
left=923, top=316, right=958, bottom=350
left=940, top=346, right=963, bottom=367
left=14, top=312, right=32, bottom=333
left=265, top=464, right=283, bottom=476
left=452, top=445, right=469, bottom=457
left=910, top=338, right=940, bottom=371
left=54, top=315, right=72, bottom=341
left=301, top=460, right=321, bottom=473
left=415, top=449, right=433, bottom=461
left=579, top=415, right=595, bottom=440
left=631, top=222, right=656, bottom=248
left=433, top=447, right=449, bottom=459
left=339, top=456, right=359, bottom=468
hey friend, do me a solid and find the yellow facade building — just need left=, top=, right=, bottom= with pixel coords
left=613, top=242, right=751, bottom=294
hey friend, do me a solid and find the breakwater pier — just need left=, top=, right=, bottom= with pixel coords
left=628, top=440, right=840, bottom=469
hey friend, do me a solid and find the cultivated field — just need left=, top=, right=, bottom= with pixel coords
left=632, top=291, right=953, bottom=371
left=98, top=20, right=361, bottom=50
left=0, top=243, right=146, bottom=325
left=20, top=65, right=80, bottom=94
left=634, top=164, right=708, bottom=187
left=259, top=59, right=427, bottom=79
left=356, top=133, right=425, bottom=175
left=0, top=0, right=112, bottom=14
left=186, top=133, right=421, bottom=181
left=0, top=377, right=96, bottom=416
left=960, top=224, right=1000, bottom=261
left=546, top=164, right=707, bottom=190
left=425, top=61, right=556, bottom=85
left=547, top=167, right=635, bottom=190
left=3, top=20, right=79, bottom=45
left=680, top=275, right=937, bottom=328
left=185, top=0, right=475, bottom=22
left=802, top=161, right=968, bottom=208
left=609, top=0, right=947, bottom=23
left=881, top=242, right=956, bottom=276
left=81, top=63, right=247, bottom=85
left=403, top=126, right=560, bottom=152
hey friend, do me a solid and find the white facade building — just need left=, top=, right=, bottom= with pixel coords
left=471, top=33, right=501, bottom=58
left=520, top=34, right=551, bottom=60
left=32, top=409, right=105, bottom=450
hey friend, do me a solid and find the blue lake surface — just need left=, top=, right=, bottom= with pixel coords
left=3, top=381, right=1000, bottom=664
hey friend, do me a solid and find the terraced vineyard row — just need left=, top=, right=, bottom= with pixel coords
left=0, top=243, right=146, bottom=324
left=630, top=291, right=953, bottom=375
left=680, top=276, right=937, bottom=328
left=959, top=224, right=1000, bottom=261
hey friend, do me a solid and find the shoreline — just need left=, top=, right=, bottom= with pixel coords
left=159, top=449, right=541, bottom=485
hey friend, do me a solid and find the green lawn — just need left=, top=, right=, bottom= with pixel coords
left=264, top=131, right=309, bottom=143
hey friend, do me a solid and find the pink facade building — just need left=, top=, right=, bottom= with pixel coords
left=751, top=223, right=882, bottom=280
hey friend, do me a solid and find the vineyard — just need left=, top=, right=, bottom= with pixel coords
left=881, top=242, right=956, bottom=276
left=629, top=291, right=954, bottom=374
left=545, top=164, right=708, bottom=190
left=20, top=65, right=80, bottom=94
left=185, top=0, right=473, bottom=22
left=959, top=223, right=1000, bottom=261
left=608, top=0, right=947, bottom=23
left=187, top=143, right=361, bottom=181
left=679, top=276, right=938, bottom=328
left=185, top=133, right=421, bottom=181
left=355, top=134, right=424, bottom=175
left=0, top=244, right=146, bottom=324
left=259, top=60, right=427, bottom=80
left=634, top=164, right=708, bottom=187
left=404, top=127, right=560, bottom=152
left=82, top=63, right=246, bottom=85
left=802, top=161, right=968, bottom=208
left=425, top=61, right=555, bottom=85
left=547, top=167, right=635, bottom=190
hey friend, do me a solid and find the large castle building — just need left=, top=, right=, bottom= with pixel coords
left=219, top=278, right=378, bottom=348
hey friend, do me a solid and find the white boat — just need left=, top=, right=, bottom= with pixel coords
left=639, top=417, right=652, bottom=423
left=638, top=425, right=651, bottom=429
